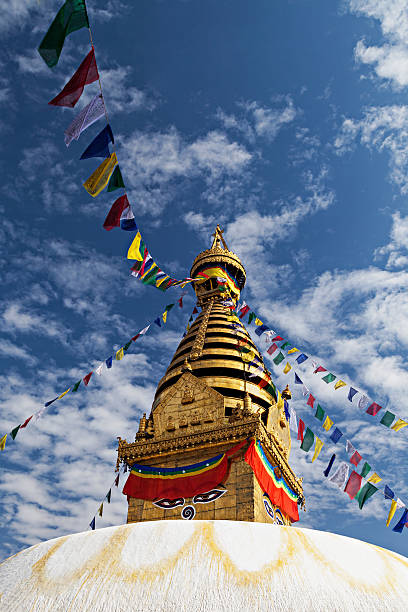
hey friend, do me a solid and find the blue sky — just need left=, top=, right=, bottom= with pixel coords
left=1, top=0, right=408, bottom=559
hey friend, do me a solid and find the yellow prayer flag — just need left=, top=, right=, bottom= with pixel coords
left=162, top=311, right=168, bottom=323
left=255, top=318, right=263, bottom=326
left=283, top=362, right=292, bottom=374
left=83, top=152, right=117, bottom=197
left=287, top=348, right=299, bottom=354
left=322, top=416, right=333, bottom=431
left=312, top=438, right=324, bottom=462
left=116, top=347, right=124, bottom=361
left=127, top=231, right=143, bottom=260
left=368, top=472, right=382, bottom=484
left=391, top=418, right=408, bottom=432
left=57, top=388, right=71, bottom=400
left=156, top=275, right=170, bottom=288
left=386, top=499, right=397, bottom=527
left=334, top=380, right=346, bottom=390
left=186, top=324, right=190, bottom=332
left=98, top=503, right=104, bottom=517
left=0, top=434, right=7, bottom=451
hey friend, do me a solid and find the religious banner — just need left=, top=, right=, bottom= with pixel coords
left=245, top=439, right=299, bottom=523
left=123, top=440, right=247, bottom=500
left=48, top=49, right=99, bottom=107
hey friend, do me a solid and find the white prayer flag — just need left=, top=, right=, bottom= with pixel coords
left=358, top=395, right=370, bottom=410
left=288, top=405, right=298, bottom=432
left=345, top=440, right=355, bottom=455
left=302, top=385, right=309, bottom=397
left=329, top=462, right=349, bottom=488
left=95, top=363, right=103, bottom=376
left=64, top=94, right=105, bottom=146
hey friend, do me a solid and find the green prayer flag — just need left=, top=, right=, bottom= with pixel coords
left=300, top=427, right=314, bottom=452
left=265, top=383, right=277, bottom=400
left=360, top=462, right=371, bottom=478
left=124, top=341, right=132, bottom=351
left=248, top=312, right=256, bottom=324
left=38, top=0, right=89, bottom=68
left=107, top=166, right=125, bottom=192
left=10, top=425, right=21, bottom=440
left=273, top=351, right=284, bottom=365
left=356, top=482, right=378, bottom=509
left=380, top=410, right=395, bottom=427
left=165, top=304, right=174, bottom=312
left=281, top=342, right=290, bottom=350
left=72, top=380, right=81, bottom=392
left=322, top=373, right=336, bottom=384
left=315, top=404, right=324, bottom=421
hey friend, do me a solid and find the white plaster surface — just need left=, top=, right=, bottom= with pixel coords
left=0, top=520, right=407, bottom=611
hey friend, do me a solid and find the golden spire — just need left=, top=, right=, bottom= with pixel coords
left=210, top=224, right=229, bottom=251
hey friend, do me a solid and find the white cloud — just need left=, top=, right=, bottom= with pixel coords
left=2, top=303, right=68, bottom=341
left=375, top=211, right=408, bottom=268
left=334, top=105, right=408, bottom=193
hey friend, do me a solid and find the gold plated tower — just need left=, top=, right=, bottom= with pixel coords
left=117, top=226, right=303, bottom=525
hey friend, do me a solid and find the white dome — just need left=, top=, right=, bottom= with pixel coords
left=0, top=520, right=407, bottom=611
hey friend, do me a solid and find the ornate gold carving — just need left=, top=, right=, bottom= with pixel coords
left=181, top=385, right=194, bottom=404
left=190, top=299, right=213, bottom=361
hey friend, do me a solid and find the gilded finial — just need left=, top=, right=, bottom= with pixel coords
left=281, top=384, right=292, bottom=400
left=181, top=358, right=192, bottom=372
left=211, top=224, right=229, bottom=250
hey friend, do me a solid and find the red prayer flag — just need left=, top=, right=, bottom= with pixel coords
left=239, top=305, right=250, bottom=319
left=366, top=402, right=382, bottom=416
left=103, top=194, right=130, bottom=230
left=350, top=451, right=362, bottom=467
left=49, top=49, right=99, bottom=108
left=344, top=471, right=362, bottom=500
left=258, top=379, right=268, bottom=389
left=193, top=307, right=198, bottom=314
left=297, top=419, right=305, bottom=442
left=114, top=475, right=120, bottom=487
left=272, top=335, right=283, bottom=341
left=307, top=394, right=315, bottom=408
left=267, top=343, right=277, bottom=355
left=20, top=415, right=33, bottom=429
left=83, top=371, right=93, bottom=386
left=131, top=334, right=140, bottom=341
left=178, top=297, right=183, bottom=308
left=313, top=366, right=327, bottom=374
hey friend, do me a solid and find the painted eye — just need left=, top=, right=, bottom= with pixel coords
left=181, top=505, right=196, bottom=520
left=192, top=488, right=227, bottom=504
left=152, top=497, right=185, bottom=509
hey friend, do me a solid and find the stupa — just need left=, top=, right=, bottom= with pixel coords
left=1, top=226, right=407, bottom=611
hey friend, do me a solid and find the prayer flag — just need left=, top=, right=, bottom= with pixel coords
left=114, top=475, right=120, bottom=487
left=162, top=311, right=168, bottom=324
left=392, top=508, right=408, bottom=533
left=350, top=451, right=362, bottom=467
left=239, top=305, right=250, bottom=319
left=344, top=470, right=362, bottom=499
left=57, top=388, right=71, bottom=399
left=192, top=307, right=198, bottom=314
left=38, top=0, right=89, bottom=68
left=255, top=324, right=269, bottom=336
left=307, top=394, right=315, bottom=408
left=272, top=335, right=283, bottom=342
left=0, top=434, right=7, bottom=451
left=123, top=341, right=132, bottom=352
left=345, top=440, right=355, bottom=455
left=267, top=343, right=277, bottom=355
left=81, top=125, right=114, bottom=160
left=360, top=462, right=371, bottom=478
left=127, top=232, right=146, bottom=261
left=72, top=380, right=81, bottom=392
left=178, top=296, right=183, bottom=308
left=396, top=498, right=405, bottom=509
left=312, top=437, right=323, bottom=462
left=103, top=194, right=131, bottom=231
left=322, top=416, right=333, bottom=431
left=107, top=165, right=125, bottom=191
left=284, top=400, right=290, bottom=421
left=358, top=395, right=369, bottom=410
left=116, top=348, right=124, bottom=361
left=254, top=318, right=263, bottom=326
left=44, top=397, right=58, bottom=407
left=10, top=425, right=21, bottom=440
left=348, top=387, right=358, bottom=402
left=294, top=373, right=303, bottom=384
left=288, top=405, right=297, bottom=432
left=20, top=415, right=33, bottom=429
left=368, top=473, right=381, bottom=484
left=258, top=379, right=268, bottom=389
left=273, top=351, right=284, bottom=365
left=329, top=462, right=349, bottom=488
left=330, top=427, right=343, bottom=444
left=384, top=485, right=394, bottom=500
left=313, top=366, right=327, bottom=374
left=83, top=152, right=118, bottom=197
left=154, top=318, right=161, bottom=327
left=283, top=362, right=291, bottom=374
left=281, top=341, right=290, bottom=350
left=296, top=353, right=308, bottom=364
left=302, top=385, right=309, bottom=397
left=315, top=404, right=324, bottom=421
left=34, top=407, right=47, bottom=422
left=89, top=517, right=96, bottom=530
left=106, top=356, right=113, bottom=369
left=64, top=94, right=104, bottom=146
left=95, top=364, right=103, bottom=376
left=297, top=419, right=305, bottom=442
left=380, top=411, right=395, bottom=427
left=98, top=503, right=103, bottom=517
left=324, top=454, right=336, bottom=477
left=106, top=489, right=112, bottom=503
left=356, top=482, right=378, bottom=509
left=334, top=380, right=346, bottom=390
left=391, top=418, right=408, bottom=432
left=248, top=312, right=256, bottom=324
left=49, top=49, right=99, bottom=107
left=366, top=402, right=382, bottom=416
left=287, top=348, right=299, bottom=354
left=83, top=372, right=93, bottom=386
left=386, top=500, right=398, bottom=527
left=300, top=427, right=314, bottom=452
left=322, top=373, right=336, bottom=384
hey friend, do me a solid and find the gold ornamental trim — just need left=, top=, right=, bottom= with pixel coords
left=190, top=250, right=246, bottom=279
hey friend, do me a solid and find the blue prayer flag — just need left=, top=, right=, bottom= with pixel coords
left=89, top=517, right=96, bottom=530
left=348, top=387, right=358, bottom=402
left=154, top=317, right=161, bottom=327
left=80, top=125, right=114, bottom=159
left=284, top=399, right=290, bottom=422
left=384, top=484, right=394, bottom=500
left=255, top=324, right=270, bottom=336
left=324, top=454, right=336, bottom=477
left=392, top=508, right=408, bottom=533
left=330, top=427, right=343, bottom=444
left=296, top=353, right=308, bottom=364
left=294, top=373, right=303, bottom=384
left=44, top=397, right=58, bottom=407
left=106, top=356, right=113, bottom=369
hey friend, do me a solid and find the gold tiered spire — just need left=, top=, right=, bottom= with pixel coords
left=117, top=226, right=304, bottom=526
